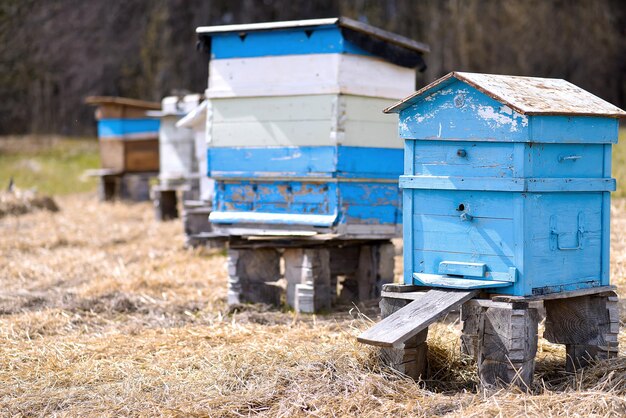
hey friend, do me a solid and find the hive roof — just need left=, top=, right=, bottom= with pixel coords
left=385, top=72, right=626, bottom=117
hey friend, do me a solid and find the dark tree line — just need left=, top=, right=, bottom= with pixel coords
left=0, top=0, right=624, bottom=136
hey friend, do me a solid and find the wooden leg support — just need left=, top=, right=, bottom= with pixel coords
left=378, top=297, right=428, bottom=380
left=153, top=189, right=178, bottom=221
left=460, top=303, right=482, bottom=361
left=544, top=292, right=620, bottom=372
left=119, top=174, right=151, bottom=201
left=477, top=302, right=538, bottom=390
left=284, top=248, right=331, bottom=313
left=98, top=176, right=117, bottom=201
left=227, top=248, right=281, bottom=306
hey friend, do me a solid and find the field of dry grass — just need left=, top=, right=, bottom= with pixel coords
left=1, top=191, right=625, bottom=417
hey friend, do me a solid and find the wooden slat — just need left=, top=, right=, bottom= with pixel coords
left=492, top=285, right=616, bottom=303
left=381, top=283, right=427, bottom=293
left=380, top=290, right=427, bottom=300
left=358, top=289, right=479, bottom=348
left=85, top=96, right=161, bottom=109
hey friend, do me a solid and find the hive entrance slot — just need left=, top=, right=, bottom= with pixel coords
left=457, top=204, right=465, bottom=211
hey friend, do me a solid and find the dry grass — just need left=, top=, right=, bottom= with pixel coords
left=0, top=188, right=59, bottom=218
left=1, top=194, right=626, bottom=417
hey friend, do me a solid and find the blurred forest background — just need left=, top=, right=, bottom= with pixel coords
left=1, top=0, right=624, bottom=136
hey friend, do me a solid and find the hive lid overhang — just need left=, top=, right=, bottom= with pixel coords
left=197, top=17, right=429, bottom=54
left=196, top=17, right=429, bottom=69
left=84, top=96, right=161, bottom=110
left=384, top=72, right=626, bottom=118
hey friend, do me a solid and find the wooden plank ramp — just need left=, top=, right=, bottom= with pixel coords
left=358, top=289, right=479, bottom=348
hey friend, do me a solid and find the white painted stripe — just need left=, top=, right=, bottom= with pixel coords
left=207, top=54, right=415, bottom=100
left=208, top=95, right=403, bottom=148
left=209, top=211, right=337, bottom=227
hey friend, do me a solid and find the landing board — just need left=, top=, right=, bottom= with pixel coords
left=357, top=288, right=479, bottom=348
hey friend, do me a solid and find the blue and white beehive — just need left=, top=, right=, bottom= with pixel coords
left=85, top=96, right=161, bottom=173
left=195, top=17, right=429, bottom=238
left=386, top=72, right=626, bottom=296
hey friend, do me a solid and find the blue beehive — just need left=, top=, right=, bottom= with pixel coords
left=386, top=72, right=626, bottom=296
left=195, top=18, right=429, bottom=239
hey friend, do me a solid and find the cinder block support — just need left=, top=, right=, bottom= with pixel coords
left=284, top=248, right=331, bottom=313
left=227, top=248, right=281, bottom=306
left=477, top=302, right=539, bottom=390
left=544, top=292, right=620, bottom=372
left=152, top=188, right=178, bottom=221
left=376, top=241, right=396, bottom=292
left=330, top=245, right=360, bottom=304
left=378, top=297, right=428, bottom=379
left=339, top=241, right=395, bottom=303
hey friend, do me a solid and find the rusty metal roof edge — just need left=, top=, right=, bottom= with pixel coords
left=384, top=72, right=626, bottom=117
left=85, top=96, right=161, bottom=110
left=196, top=17, right=429, bottom=54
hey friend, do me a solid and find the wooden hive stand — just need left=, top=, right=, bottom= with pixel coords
left=87, top=169, right=157, bottom=202
left=226, top=239, right=396, bottom=312
left=359, top=284, right=620, bottom=389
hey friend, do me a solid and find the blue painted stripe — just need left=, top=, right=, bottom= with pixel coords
left=530, top=116, right=618, bottom=144
left=210, top=27, right=372, bottom=59
left=97, top=119, right=160, bottom=138
left=208, top=147, right=336, bottom=176
left=207, top=146, right=403, bottom=179
left=336, top=146, right=403, bottom=178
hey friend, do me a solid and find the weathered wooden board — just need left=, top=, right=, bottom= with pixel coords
left=99, top=138, right=159, bottom=173
left=492, top=285, right=616, bottom=302
left=477, top=303, right=539, bottom=389
left=86, top=96, right=160, bottom=120
left=379, top=297, right=428, bottom=379
left=123, top=139, right=160, bottom=172
left=358, top=289, right=479, bottom=347
left=543, top=292, right=619, bottom=371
